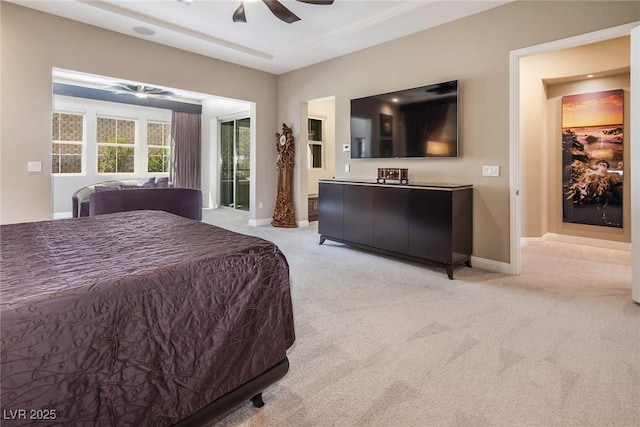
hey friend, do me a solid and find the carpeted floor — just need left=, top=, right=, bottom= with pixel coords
left=202, top=208, right=639, bottom=427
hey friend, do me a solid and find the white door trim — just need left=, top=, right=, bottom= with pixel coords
left=631, top=25, right=640, bottom=303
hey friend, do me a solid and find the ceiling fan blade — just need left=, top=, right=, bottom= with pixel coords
left=143, top=87, right=175, bottom=96
left=295, top=0, right=334, bottom=4
left=111, top=83, right=141, bottom=93
left=262, top=0, right=300, bottom=23
left=233, top=1, right=247, bottom=23
left=110, top=83, right=175, bottom=97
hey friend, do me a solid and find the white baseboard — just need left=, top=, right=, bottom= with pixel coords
left=249, top=218, right=310, bottom=228
left=525, top=233, right=630, bottom=251
left=249, top=218, right=272, bottom=227
left=470, top=256, right=512, bottom=274
left=521, top=237, right=545, bottom=245
left=53, top=212, right=73, bottom=220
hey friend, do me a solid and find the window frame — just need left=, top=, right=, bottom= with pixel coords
left=96, top=115, right=138, bottom=175
left=308, top=117, right=325, bottom=170
left=146, top=120, right=172, bottom=174
left=52, top=111, right=86, bottom=175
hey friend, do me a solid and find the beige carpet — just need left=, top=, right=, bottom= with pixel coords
left=202, top=209, right=639, bottom=427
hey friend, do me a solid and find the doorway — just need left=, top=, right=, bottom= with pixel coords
left=219, top=117, right=251, bottom=211
left=307, top=97, right=336, bottom=222
left=510, top=22, right=639, bottom=302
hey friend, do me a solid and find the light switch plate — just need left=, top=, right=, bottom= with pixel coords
left=27, top=161, right=42, bottom=172
left=482, top=165, right=500, bottom=177
left=345, top=164, right=350, bottom=172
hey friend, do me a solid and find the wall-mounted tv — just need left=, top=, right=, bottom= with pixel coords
left=350, top=80, right=459, bottom=159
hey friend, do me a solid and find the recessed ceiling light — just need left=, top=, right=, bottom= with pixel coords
left=133, top=27, right=155, bottom=36
left=177, top=0, right=193, bottom=5
left=586, top=74, right=595, bottom=78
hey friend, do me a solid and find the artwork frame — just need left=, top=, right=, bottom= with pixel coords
left=562, top=89, right=624, bottom=228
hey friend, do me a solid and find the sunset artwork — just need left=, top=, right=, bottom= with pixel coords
left=562, top=89, right=624, bottom=228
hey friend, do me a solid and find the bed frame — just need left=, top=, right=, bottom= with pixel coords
left=174, top=358, right=290, bottom=426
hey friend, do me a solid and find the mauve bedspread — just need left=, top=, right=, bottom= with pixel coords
left=0, top=211, right=295, bottom=426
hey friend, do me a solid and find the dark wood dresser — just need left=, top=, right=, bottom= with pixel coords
left=318, top=180, right=473, bottom=279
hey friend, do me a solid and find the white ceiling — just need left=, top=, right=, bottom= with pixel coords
left=10, top=0, right=511, bottom=75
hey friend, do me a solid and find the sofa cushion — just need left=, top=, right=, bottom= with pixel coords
left=139, top=177, right=156, bottom=187
left=156, top=177, right=170, bottom=187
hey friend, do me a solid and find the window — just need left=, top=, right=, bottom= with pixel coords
left=52, top=112, right=84, bottom=174
left=308, top=118, right=323, bottom=141
left=147, top=121, right=171, bottom=173
left=308, top=118, right=324, bottom=169
left=97, top=116, right=136, bottom=173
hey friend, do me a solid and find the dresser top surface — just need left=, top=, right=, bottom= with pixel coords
left=319, top=179, right=472, bottom=190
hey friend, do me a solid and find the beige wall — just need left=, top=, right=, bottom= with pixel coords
left=0, top=2, right=278, bottom=224
left=521, top=37, right=631, bottom=242
left=277, top=1, right=640, bottom=264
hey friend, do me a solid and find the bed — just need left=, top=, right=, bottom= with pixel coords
left=0, top=211, right=295, bottom=426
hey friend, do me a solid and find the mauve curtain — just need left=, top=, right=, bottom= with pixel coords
left=170, top=110, right=201, bottom=189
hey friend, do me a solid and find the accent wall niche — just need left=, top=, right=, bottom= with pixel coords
left=51, top=69, right=252, bottom=218
left=519, top=36, right=631, bottom=244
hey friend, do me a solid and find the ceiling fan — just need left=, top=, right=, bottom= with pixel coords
left=233, top=0, right=334, bottom=24
left=111, top=83, right=177, bottom=98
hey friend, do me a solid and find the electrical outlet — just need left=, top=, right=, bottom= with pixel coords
left=343, top=144, right=350, bottom=152
left=345, top=164, right=350, bottom=172
left=482, top=165, right=499, bottom=177
left=258, top=202, right=264, bottom=209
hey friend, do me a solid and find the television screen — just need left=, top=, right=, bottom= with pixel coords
left=350, top=80, right=459, bottom=159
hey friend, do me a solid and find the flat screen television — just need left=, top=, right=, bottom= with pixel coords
left=350, top=80, right=459, bottom=159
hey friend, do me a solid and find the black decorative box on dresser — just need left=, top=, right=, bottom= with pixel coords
left=318, top=179, right=472, bottom=279
left=377, top=168, right=409, bottom=184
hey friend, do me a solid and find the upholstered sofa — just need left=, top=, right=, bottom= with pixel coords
left=90, top=187, right=202, bottom=221
left=72, top=177, right=170, bottom=218
left=72, top=178, right=202, bottom=221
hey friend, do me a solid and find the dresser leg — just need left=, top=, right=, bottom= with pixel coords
left=446, top=266, right=454, bottom=280
left=319, top=236, right=326, bottom=245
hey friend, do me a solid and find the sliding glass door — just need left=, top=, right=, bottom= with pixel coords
left=219, top=117, right=250, bottom=211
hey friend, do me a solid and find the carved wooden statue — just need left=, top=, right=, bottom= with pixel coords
left=272, top=123, right=297, bottom=228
